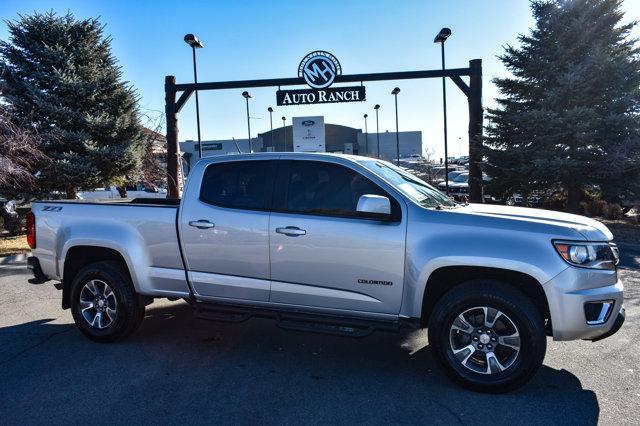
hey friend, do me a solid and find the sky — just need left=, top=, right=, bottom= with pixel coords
left=1, top=0, right=639, bottom=159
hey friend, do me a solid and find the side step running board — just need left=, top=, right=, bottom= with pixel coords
left=194, top=304, right=252, bottom=323
left=276, top=314, right=377, bottom=337
left=192, top=301, right=399, bottom=338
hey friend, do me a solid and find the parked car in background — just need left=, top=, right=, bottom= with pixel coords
left=437, top=172, right=494, bottom=202
left=78, top=182, right=167, bottom=200
left=447, top=170, right=466, bottom=182
left=430, top=166, right=467, bottom=185
left=506, top=192, right=544, bottom=207
left=452, top=156, right=469, bottom=165
left=0, top=198, right=21, bottom=234
left=438, top=172, right=470, bottom=195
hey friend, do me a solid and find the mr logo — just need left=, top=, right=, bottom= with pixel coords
left=298, top=51, right=341, bottom=89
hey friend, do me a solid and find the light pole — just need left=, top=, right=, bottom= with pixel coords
left=374, top=104, right=380, bottom=159
left=267, top=107, right=274, bottom=151
left=184, top=34, right=204, bottom=160
left=242, top=91, right=252, bottom=153
left=434, top=27, right=452, bottom=194
left=391, top=87, right=401, bottom=166
left=363, top=114, right=369, bottom=156
left=282, top=116, right=287, bottom=151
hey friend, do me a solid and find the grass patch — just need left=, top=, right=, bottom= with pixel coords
left=0, top=235, right=30, bottom=257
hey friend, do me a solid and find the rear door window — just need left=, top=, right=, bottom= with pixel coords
left=200, top=160, right=275, bottom=210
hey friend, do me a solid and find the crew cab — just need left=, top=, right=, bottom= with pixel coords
left=26, top=153, right=624, bottom=392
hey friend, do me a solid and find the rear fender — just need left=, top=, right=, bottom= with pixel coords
left=58, top=224, right=148, bottom=293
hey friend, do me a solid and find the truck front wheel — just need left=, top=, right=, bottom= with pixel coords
left=428, top=280, right=546, bottom=393
left=70, top=261, right=145, bottom=343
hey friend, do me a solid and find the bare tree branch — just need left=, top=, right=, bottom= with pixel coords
left=0, top=109, right=48, bottom=192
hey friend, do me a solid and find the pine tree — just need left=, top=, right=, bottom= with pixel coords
left=484, top=0, right=640, bottom=212
left=0, top=12, right=144, bottom=198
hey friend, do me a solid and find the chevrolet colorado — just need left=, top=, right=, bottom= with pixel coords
left=27, top=153, right=624, bottom=392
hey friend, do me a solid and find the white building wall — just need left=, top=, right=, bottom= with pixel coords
left=180, top=138, right=263, bottom=162
left=357, top=131, right=422, bottom=160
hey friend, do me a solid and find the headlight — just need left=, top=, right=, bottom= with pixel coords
left=553, top=241, right=619, bottom=270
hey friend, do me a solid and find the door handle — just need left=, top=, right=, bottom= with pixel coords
left=276, top=226, right=306, bottom=236
left=189, top=220, right=215, bottom=230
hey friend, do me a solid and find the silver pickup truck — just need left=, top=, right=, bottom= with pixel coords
left=26, top=153, right=624, bottom=392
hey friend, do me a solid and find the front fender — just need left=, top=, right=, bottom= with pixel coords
left=403, top=256, right=554, bottom=319
left=400, top=205, right=572, bottom=319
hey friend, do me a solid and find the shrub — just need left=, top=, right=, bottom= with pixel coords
left=603, top=203, right=624, bottom=220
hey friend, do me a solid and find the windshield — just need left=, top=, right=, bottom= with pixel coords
left=453, top=173, right=468, bottom=183
left=360, top=160, right=455, bottom=208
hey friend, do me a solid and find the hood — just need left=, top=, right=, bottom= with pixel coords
left=438, top=181, right=468, bottom=188
left=455, top=204, right=613, bottom=241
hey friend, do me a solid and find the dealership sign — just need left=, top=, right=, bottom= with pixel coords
left=277, top=86, right=365, bottom=105
left=277, top=51, right=365, bottom=106
left=292, top=116, right=325, bottom=152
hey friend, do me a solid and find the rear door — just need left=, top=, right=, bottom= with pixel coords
left=179, top=159, right=276, bottom=301
left=269, top=159, right=406, bottom=314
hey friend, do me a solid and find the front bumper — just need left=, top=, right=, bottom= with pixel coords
left=591, top=306, right=625, bottom=342
left=543, top=267, right=624, bottom=341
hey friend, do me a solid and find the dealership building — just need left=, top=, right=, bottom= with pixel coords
left=179, top=116, right=422, bottom=174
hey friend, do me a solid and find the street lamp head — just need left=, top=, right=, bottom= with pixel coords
left=364, top=114, right=368, bottom=119
left=282, top=116, right=286, bottom=121
left=391, top=87, right=401, bottom=95
left=184, top=34, right=204, bottom=48
left=268, top=107, right=273, bottom=112
left=434, top=27, right=452, bottom=43
left=374, top=104, right=380, bottom=110
left=242, top=91, right=251, bottom=99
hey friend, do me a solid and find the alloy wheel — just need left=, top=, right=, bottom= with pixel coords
left=79, top=279, right=118, bottom=329
left=449, top=306, right=521, bottom=375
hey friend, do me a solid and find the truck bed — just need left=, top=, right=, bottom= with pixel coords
left=31, top=198, right=188, bottom=297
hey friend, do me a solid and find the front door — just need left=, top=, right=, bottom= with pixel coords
left=269, top=159, right=406, bottom=314
left=179, top=159, right=276, bottom=301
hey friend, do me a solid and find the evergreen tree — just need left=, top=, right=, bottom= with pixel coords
left=0, top=12, right=143, bottom=198
left=484, top=0, right=640, bottom=212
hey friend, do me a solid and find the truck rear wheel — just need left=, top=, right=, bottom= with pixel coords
left=428, top=280, right=546, bottom=393
left=70, top=261, right=144, bottom=343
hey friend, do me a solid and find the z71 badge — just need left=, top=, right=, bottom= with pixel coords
left=42, top=206, right=63, bottom=212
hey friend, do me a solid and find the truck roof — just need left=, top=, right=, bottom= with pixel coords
left=194, top=151, right=368, bottom=166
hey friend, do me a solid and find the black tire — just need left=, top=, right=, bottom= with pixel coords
left=428, top=280, right=546, bottom=393
left=70, top=260, right=145, bottom=343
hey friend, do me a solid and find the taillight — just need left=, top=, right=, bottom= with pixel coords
left=26, top=211, right=36, bottom=249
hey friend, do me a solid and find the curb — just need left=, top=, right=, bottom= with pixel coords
left=0, top=252, right=29, bottom=265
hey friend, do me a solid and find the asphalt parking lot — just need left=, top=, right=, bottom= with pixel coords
left=0, top=249, right=638, bottom=425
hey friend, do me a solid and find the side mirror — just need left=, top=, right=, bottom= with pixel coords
left=357, top=194, right=391, bottom=217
